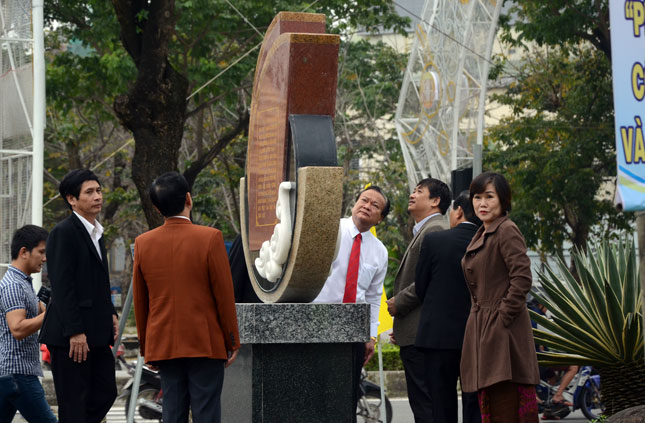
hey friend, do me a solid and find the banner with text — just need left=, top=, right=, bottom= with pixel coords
left=610, top=0, right=645, bottom=211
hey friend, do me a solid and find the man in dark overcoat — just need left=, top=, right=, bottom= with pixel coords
left=415, top=191, right=481, bottom=423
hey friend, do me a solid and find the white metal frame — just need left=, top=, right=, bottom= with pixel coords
left=0, top=0, right=44, bottom=290
left=395, top=0, right=502, bottom=189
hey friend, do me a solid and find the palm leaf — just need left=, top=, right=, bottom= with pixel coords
left=539, top=262, right=592, bottom=317
left=536, top=351, right=608, bottom=367
left=535, top=269, right=607, bottom=341
left=530, top=313, right=616, bottom=361
left=604, top=279, right=626, bottom=356
left=532, top=328, right=614, bottom=364
left=532, top=239, right=642, bottom=368
left=624, top=313, right=644, bottom=362
left=622, top=242, right=638, bottom=314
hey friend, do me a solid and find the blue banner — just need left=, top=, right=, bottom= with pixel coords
left=610, top=0, right=645, bottom=211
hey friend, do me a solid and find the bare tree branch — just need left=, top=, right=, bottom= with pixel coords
left=183, top=110, right=250, bottom=188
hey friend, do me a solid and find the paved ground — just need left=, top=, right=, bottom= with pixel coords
left=390, top=398, right=590, bottom=423
left=12, top=398, right=591, bottom=422
left=11, top=403, right=158, bottom=423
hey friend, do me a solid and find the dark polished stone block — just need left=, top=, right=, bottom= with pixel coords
left=222, top=303, right=369, bottom=423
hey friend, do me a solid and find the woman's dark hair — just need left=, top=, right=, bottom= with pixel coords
left=59, top=169, right=100, bottom=210
left=149, top=171, right=190, bottom=217
left=469, top=172, right=512, bottom=214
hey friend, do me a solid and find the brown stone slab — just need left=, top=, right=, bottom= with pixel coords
left=252, top=12, right=326, bottom=101
left=247, top=25, right=339, bottom=250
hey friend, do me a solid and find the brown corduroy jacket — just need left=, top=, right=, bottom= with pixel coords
left=133, top=218, right=240, bottom=363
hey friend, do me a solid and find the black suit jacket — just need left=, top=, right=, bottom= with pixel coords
left=39, top=213, right=116, bottom=348
left=414, top=222, right=478, bottom=349
left=228, top=234, right=260, bottom=303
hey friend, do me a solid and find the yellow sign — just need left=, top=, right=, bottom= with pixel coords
left=368, top=215, right=393, bottom=335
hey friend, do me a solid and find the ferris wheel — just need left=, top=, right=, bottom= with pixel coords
left=395, top=0, right=503, bottom=190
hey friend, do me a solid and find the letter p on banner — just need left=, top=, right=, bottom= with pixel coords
left=625, top=1, right=645, bottom=36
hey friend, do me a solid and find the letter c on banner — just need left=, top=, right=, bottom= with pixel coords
left=633, top=62, right=645, bottom=101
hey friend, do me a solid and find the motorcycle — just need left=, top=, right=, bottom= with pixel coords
left=356, top=369, right=393, bottom=423
left=536, top=365, right=604, bottom=420
left=117, top=357, right=163, bottom=422
left=119, top=364, right=392, bottom=422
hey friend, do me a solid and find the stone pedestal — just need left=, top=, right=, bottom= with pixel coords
left=222, top=303, right=370, bottom=423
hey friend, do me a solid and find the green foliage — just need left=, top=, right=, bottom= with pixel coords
left=47, top=0, right=409, bottom=114
left=189, top=135, right=247, bottom=240
left=531, top=239, right=644, bottom=415
left=363, top=342, right=403, bottom=371
left=337, top=39, right=407, bottom=122
left=531, top=239, right=643, bottom=366
left=501, top=1, right=611, bottom=59
left=43, top=24, right=140, bottom=236
left=485, top=46, right=633, bottom=255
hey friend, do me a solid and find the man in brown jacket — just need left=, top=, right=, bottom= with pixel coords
left=133, top=171, right=240, bottom=423
left=387, top=178, right=450, bottom=423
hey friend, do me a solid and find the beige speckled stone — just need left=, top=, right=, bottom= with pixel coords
left=240, top=166, right=342, bottom=302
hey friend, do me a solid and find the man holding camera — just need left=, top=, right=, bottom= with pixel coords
left=0, top=225, right=57, bottom=422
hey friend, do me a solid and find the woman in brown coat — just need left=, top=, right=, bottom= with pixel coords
left=460, top=172, right=540, bottom=422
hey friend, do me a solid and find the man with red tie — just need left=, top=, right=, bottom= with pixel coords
left=313, top=186, right=390, bottom=415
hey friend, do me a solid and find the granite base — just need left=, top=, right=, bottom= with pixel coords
left=221, top=303, right=370, bottom=423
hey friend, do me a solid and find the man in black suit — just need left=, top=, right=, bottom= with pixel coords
left=39, top=169, right=117, bottom=422
left=415, top=190, right=481, bottom=423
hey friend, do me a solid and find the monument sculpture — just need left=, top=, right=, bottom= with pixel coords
left=240, top=11, right=343, bottom=302
left=222, top=12, right=372, bottom=423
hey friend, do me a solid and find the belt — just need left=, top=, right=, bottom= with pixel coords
left=471, top=298, right=501, bottom=312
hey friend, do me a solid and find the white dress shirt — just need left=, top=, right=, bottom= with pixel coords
left=313, top=217, right=388, bottom=337
left=74, top=211, right=104, bottom=259
left=169, top=215, right=191, bottom=221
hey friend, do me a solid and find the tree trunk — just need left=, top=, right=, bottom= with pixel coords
left=598, top=361, right=645, bottom=416
left=183, top=110, right=249, bottom=190
left=111, top=0, right=189, bottom=229
left=114, top=62, right=188, bottom=229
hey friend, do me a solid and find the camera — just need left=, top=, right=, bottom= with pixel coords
left=37, top=286, right=51, bottom=306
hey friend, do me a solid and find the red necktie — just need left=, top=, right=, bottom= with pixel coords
left=343, top=233, right=362, bottom=303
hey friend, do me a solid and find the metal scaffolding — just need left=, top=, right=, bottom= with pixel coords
left=395, top=0, right=502, bottom=189
left=0, top=0, right=44, bottom=287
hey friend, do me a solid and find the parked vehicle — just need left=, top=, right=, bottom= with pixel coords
left=117, top=357, right=163, bottom=422
left=536, top=365, right=604, bottom=420
left=124, top=385, right=162, bottom=422
left=356, top=369, right=393, bottom=423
